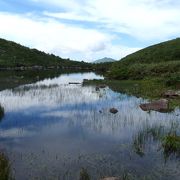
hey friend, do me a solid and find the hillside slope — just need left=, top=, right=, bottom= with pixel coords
left=0, top=38, right=90, bottom=69
left=120, top=38, right=180, bottom=64
left=109, top=38, right=180, bottom=82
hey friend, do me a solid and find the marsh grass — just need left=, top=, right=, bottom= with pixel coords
left=132, top=122, right=180, bottom=160
left=162, top=133, right=180, bottom=158
left=83, top=79, right=180, bottom=109
left=133, top=126, right=165, bottom=157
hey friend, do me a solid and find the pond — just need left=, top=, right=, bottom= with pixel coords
left=0, top=72, right=179, bottom=180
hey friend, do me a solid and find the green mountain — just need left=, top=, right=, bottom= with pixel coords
left=109, top=38, right=180, bottom=82
left=93, top=57, right=116, bottom=64
left=0, top=38, right=90, bottom=69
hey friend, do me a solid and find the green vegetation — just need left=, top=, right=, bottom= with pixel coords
left=0, top=38, right=91, bottom=69
left=0, top=153, right=11, bottom=180
left=84, top=38, right=180, bottom=108
left=162, top=133, right=180, bottom=158
left=1, top=38, right=180, bottom=108
left=116, top=38, right=180, bottom=64
left=108, top=38, right=180, bottom=85
left=133, top=126, right=165, bottom=157
left=83, top=79, right=180, bottom=108
left=132, top=122, right=180, bottom=159
left=93, top=62, right=114, bottom=73
left=109, top=61, right=180, bottom=82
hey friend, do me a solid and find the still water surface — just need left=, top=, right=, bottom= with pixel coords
left=0, top=72, right=179, bottom=180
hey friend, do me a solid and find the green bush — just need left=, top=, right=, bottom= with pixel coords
left=109, top=61, right=180, bottom=80
left=108, top=38, right=180, bottom=81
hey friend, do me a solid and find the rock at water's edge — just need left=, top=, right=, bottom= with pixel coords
left=140, top=99, right=169, bottom=112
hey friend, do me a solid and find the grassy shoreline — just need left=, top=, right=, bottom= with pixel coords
left=83, top=78, right=180, bottom=109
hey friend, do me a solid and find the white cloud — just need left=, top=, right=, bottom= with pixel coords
left=3, top=0, right=179, bottom=61
left=40, top=0, right=180, bottom=41
left=89, top=0, right=180, bottom=40
left=0, top=11, right=139, bottom=61
left=43, top=11, right=96, bottom=22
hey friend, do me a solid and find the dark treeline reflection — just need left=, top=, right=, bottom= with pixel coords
left=0, top=69, right=101, bottom=91
left=0, top=104, right=4, bottom=121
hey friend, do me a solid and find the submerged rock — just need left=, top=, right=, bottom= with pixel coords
left=140, top=99, right=169, bottom=112
left=95, top=84, right=106, bottom=91
left=96, top=86, right=100, bottom=91
left=99, top=84, right=106, bottom=88
left=109, top=108, right=118, bottom=114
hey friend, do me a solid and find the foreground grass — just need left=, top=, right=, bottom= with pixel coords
left=83, top=78, right=180, bottom=109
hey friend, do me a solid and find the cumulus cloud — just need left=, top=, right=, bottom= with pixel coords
left=0, top=11, right=139, bottom=61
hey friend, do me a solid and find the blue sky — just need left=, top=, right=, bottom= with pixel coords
left=0, top=0, right=180, bottom=62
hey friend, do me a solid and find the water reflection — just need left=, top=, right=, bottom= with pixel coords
left=0, top=104, right=4, bottom=121
left=35, top=72, right=103, bottom=86
left=0, top=72, right=179, bottom=180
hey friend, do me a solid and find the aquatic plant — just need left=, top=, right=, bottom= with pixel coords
left=133, top=125, right=165, bottom=157
left=0, top=152, right=10, bottom=180
left=79, top=168, right=90, bottom=180
left=133, top=121, right=180, bottom=160
left=162, top=133, right=180, bottom=158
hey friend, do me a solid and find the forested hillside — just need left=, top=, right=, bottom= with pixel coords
left=0, top=38, right=91, bottom=69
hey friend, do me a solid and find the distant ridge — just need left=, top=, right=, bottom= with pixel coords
left=93, top=57, right=116, bottom=64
